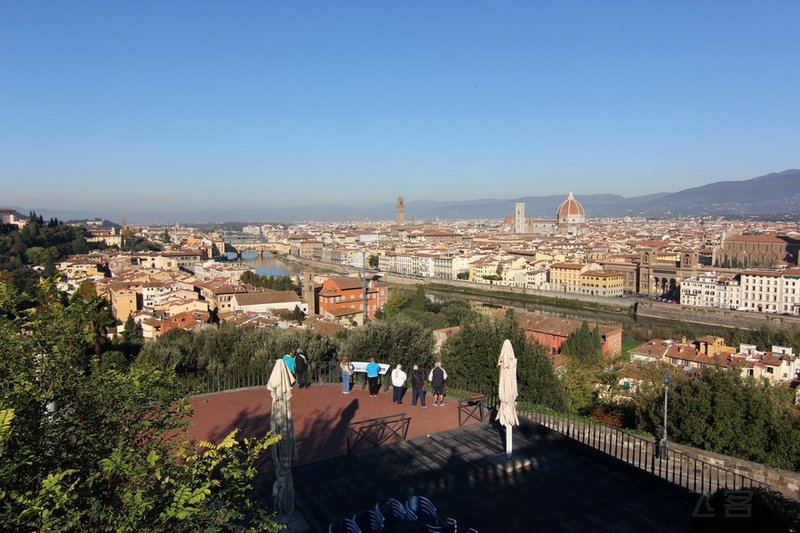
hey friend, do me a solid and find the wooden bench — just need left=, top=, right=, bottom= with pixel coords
left=458, top=393, right=488, bottom=427
left=347, top=413, right=410, bottom=453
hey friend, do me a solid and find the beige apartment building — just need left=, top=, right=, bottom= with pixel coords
left=548, top=262, right=601, bottom=293
left=133, top=251, right=203, bottom=271
left=578, top=270, right=625, bottom=297
left=630, top=338, right=798, bottom=383
left=108, top=284, right=138, bottom=320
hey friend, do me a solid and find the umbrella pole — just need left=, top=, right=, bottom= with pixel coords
left=505, top=425, right=512, bottom=459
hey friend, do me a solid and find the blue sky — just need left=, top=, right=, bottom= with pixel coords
left=1, top=1, right=798, bottom=216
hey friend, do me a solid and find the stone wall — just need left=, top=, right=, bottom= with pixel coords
left=383, top=274, right=636, bottom=313
left=671, top=442, right=800, bottom=499
left=637, top=300, right=800, bottom=332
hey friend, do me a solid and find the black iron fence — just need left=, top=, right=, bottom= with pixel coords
left=189, top=361, right=386, bottom=395
left=527, top=409, right=767, bottom=496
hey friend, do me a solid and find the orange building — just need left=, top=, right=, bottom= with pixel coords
left=315, top=276, right=388, bottom=324
left=512, top=311, right=622, bottom=357
left=160, top=310, right=210, bottom=334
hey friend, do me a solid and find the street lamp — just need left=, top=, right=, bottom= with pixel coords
left=661, top=372, right=671, bottom=457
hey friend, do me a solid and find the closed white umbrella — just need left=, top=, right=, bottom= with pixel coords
left=497, top=339, right=519, bottom=459
left=268, top=359, right=298, bottom=516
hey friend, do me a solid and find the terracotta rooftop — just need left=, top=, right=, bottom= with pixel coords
left=234, top=290, right=300, bottom=306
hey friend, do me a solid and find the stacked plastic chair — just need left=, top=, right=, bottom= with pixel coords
left=378, top=497, right=408, bottom=523
left=352, top=507, right=385, bottom=532
left=330, top=496, right=470, bottom=533
left=405, top=496, right=457, bottom=533
left=328, top=517, right=362, bottom=533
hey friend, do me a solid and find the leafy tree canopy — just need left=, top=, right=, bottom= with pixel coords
left=240, top=271, right=298, bottom=293
left=440, top=309, right=566, bottom=410
left=0, top=212, right=97, bottom=295
left=341, top=316, right=435, bottom=372
left=560, top=321, right=602, bottom=365
left=637, top=368, right=800, bottom=471
left=137, top=323, right=338, bottom=375
left=0, top=279, right=280, bottom=531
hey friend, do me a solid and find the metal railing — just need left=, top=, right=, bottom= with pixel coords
left=347, top=413, right=410, bottom=453
left=187, top=361, right=387, bottom=395
left=525, top=409, right=767, bottom=496
left=443, top=378, right=766, bottom=496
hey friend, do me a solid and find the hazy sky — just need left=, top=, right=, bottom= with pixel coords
left=2, top=1, right=798, bottom=214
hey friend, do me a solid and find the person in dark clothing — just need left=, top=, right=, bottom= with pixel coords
left=294, top=348, right=309, bottom=388
left=428, top=361, right=448, bottom=406
left=366, top=357, right=381, bottom=397
left=410, top=365, right=427, bottom=408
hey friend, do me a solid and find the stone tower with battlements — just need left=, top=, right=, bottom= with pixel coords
left=302, top=269, right=316, bottom=315
left=396, top=196, right=405, bottom=226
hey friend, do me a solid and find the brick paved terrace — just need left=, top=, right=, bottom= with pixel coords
left=188, top=382, right=465, bottom=464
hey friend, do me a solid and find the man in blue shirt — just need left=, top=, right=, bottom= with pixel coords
left=366, top=357, right=381, bottom=397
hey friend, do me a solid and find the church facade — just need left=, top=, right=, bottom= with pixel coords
left=513, top=192, right=587, bottom=236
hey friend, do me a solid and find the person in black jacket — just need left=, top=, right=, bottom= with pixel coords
left=294, top=348, right=309, bottom=388
left=410, top=365, right=427, bottom=408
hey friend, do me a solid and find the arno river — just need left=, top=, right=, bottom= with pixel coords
left=230, top=252, right=298, bottom=277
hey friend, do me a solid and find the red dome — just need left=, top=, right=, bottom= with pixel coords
left=557, top=192, right=585, bottom=218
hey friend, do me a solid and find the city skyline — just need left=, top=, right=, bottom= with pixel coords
left=2, top=2, right=799, bottom=215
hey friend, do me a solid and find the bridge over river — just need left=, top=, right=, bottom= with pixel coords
left=213, top=236, right=290, bottom=257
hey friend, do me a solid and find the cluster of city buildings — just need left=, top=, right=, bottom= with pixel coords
left=680, top=268, right=800, bottom=314
left=275, top=195, right=800, bottom=314
left=56, top=246, right=388, bottom=340
left=10, top=191, right=800, bottom=341
left=40, top=210, right=800, bottom=398
left=62, top=192, right=800, bottom=320
left=628, top=336, right=799, bottom=384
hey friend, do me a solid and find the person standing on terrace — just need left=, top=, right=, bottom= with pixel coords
left=366, top=357, right=381, bottom=397
left=282, top=352, right=296, bottom=375
left=391, top=364, right=407, bottom=404
left=340, top=356, right=354, bottom=394
left=411, top=365, right=427, bottom=408
left=428, top=361, right=448, bottom=406
left=294, top=348, right=309, bottom=388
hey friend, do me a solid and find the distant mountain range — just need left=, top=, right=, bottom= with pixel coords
left=10, top=169, right=800, bottom=223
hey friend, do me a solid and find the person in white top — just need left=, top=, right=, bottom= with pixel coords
left=391, top=364, right=407, bottom=404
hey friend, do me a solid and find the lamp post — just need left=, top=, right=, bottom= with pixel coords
left=661, top=372, right=671, bottom=458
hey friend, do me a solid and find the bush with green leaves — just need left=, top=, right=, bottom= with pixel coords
left=637, top=367, right=800, bottom=471
left=136, top=323, right=339, bottom=376
left=340, top=315, right=436, bottom=373
left=440, top=309, right=566, bottom=410
left=0, top=279, right=281, bottom=531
